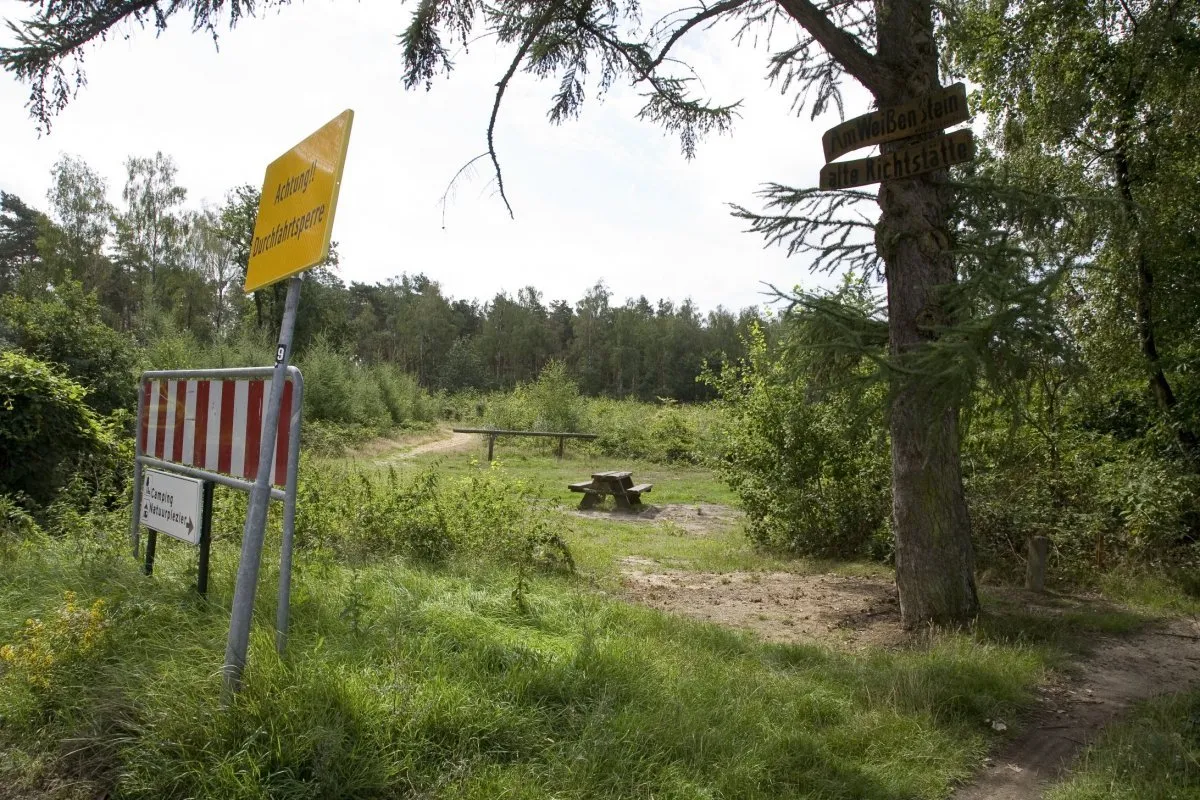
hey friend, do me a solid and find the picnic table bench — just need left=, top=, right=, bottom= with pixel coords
left=569, top=471, right=653, bottom=510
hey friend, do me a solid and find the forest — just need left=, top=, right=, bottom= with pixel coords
left=2, top=0, right=1199, bottom=798
left=1, top=155, right=763, bottom=404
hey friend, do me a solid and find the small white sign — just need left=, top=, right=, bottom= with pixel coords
left=140, top=469, right=204, bottom=544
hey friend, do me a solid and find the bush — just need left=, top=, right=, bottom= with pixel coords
left=0, top=284, right=138, bottom=414
left=705, top=324, right=891, bottom=558
left=965, top=415, right=1200, bottom=580
left=526, top=360, right=581, bottom=432
left=297, top=339, right=436, bottom=436
left=0, top=351, right=120, bottom=507
left=371, top=363, right=435, bottom=427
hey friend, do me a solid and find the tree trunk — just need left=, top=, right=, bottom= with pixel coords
left=1113, top=142, right=1198, bottom=462
left=874, top=0, right=980, bottom=627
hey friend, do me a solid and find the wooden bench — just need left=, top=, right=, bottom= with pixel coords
left=569, top=471, right=653, bottom=510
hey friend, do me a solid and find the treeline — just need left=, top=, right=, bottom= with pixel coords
left=1, top=153, right=763, bottom=403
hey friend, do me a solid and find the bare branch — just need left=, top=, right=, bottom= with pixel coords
left=438, top=152, right=490, bottom=228
left=487, top=3, right=562, bottom=219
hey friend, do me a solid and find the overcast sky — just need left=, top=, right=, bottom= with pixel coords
left=0, top=0, right=875, bottom=314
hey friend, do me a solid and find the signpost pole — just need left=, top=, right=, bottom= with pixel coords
left=197, top=481, right=214, bottom=597
left=131, top=382, right=146, bottom=559
left=143, top=530, right=157, bottom=576
left=275, top=369, right=304, bottom=655
left=222, top=274, right=303, bottom=698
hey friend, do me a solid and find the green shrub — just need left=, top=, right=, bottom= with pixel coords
left=965, top=416, right=1200, bottom=580
left=705, top=324, right=891, bottom=558
left=527, top=360, right=581, bottom=432
left=0, top=351, right=119, bottom=507
left=0, top=284, right=138, bottom=414
left=297, top=340, right=433, bottom=435
left=297, top=338, right=359, bottom=425
left=648, top=400, right=699, bottom=463
left=372, top=363, right=435, bottom=427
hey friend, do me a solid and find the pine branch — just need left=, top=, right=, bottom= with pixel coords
left=646, top=0, right=752, bottom=72
left=1, top=0, right=276, bottom=131
left=774, top=0, right=886, bottom=95
left=731, top=184, right=880, bottom=276
left=487, top=3, right=563, bottom=219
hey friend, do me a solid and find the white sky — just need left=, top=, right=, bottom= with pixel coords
left=0, top=0, right=874, bottom=314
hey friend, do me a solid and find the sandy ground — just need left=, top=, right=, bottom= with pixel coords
left=622, top=565, right=908, bottom=649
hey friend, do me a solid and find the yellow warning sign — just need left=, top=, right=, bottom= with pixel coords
left=244, top=109, right=354, bottom=293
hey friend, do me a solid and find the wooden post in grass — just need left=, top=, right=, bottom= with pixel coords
left=1026, top=536, right=1049, bottom=593
left=487, top=433, right=496, bottom=462
left=143, top=530, right=157, bottom=575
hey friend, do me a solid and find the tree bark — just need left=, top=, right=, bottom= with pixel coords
left=873, top=0, right=980, bottom=626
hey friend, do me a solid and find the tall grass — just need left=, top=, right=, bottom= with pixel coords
left=0, top=474, right=1049, bottom=800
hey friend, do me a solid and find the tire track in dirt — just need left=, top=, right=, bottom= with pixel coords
left=951, top=616, right=1200, bottom=800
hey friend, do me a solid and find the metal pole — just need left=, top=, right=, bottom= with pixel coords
left=223, top=275, right=302, bottom=698
left=275, top=368, right=304, bottom=654
left=197, top=482, right=214, bottom=597
left=130, top=380, right=146, bottom=559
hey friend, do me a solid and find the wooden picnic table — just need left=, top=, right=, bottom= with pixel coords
left=568, top=470, right=653, bottom=510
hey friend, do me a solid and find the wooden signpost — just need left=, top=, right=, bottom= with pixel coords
left=818, top=83, right=973, bottom=189
left=820, top=129, right=975, bottom=190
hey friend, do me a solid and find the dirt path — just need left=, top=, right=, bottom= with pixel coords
left=372, top=429, right=477, bottom=464
left=951, top=616, right=1200, bottom=800
left=619, top=561, right=1200, bottom=798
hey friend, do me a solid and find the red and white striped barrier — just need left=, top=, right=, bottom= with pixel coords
left=139, top=377, right=295, bottom=487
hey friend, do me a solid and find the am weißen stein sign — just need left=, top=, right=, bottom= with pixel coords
left=822, top=83, right=969, bottom=162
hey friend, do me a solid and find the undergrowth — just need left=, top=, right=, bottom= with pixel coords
left=0, top=489, right=1048, bottom=800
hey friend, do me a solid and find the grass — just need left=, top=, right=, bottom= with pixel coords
left=564, top=514, right=895, bottom=582
left=1098, top=570, right=1200, bottom=618
left=374, top=441, right=739, bottom=507
left=0, top=512, right=1048, bottom=800
left=1045, top=691, right=1200, bottom=800
left=5, top=438, right=1198, bottom=799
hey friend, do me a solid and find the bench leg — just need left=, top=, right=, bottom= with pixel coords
left=579, top=493, right=599, bottom=510
left=614, top=493, right=632, bottom=511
